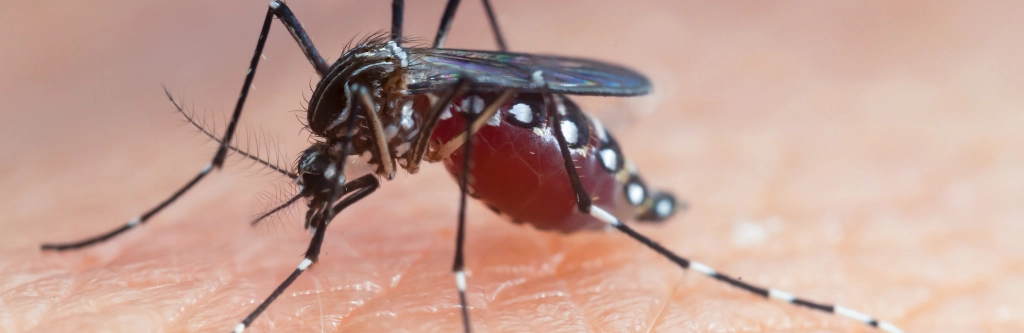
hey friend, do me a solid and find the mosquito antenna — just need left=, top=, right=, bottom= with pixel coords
left=251, top=189, right=304, bottom=227
left=165, top=87, right=298, bottom=179
left=240, top=122, right=258, bottom=170
left=249, top=124, right=265, bottom=171
left=249, top=184, right=298, bottom=235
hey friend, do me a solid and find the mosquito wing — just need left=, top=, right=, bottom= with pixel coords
left=405, top=49, right=651, bottom=96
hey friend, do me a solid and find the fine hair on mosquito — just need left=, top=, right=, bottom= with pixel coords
left=169, top=88, right=294, bottom=179
left=170, top=88, right=343, bottom=235
left=39, top=1, right=906, bottom=332
left=250, top=182, right=304, bottom=234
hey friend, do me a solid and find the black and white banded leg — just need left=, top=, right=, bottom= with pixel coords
left=40, top=5, right=281, bottom=251
left=535, top=73, right=904, bottom=333
left=41, top=0, right=330, bottom=251
left=232, top=174, right=379, bottom=333
left=453, top=108, right=475, bottom=333
left=450, top=88, right=517, bottom=333
left=587, top=207, right=904, bottom=333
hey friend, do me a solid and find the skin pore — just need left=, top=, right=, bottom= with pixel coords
left=2, top=1, right=1023, bottom=332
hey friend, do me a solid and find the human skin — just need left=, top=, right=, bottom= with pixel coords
left=2, top=0, right=1023, bottom=332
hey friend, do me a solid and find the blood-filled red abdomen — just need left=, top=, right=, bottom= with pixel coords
left=426, top=92, right=677, bottom=233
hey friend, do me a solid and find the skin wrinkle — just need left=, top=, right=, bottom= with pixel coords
left=538, top=239, right=592, bottom=332
left=331, top=229, right=436, bottom=330
left=313, top=276, right=325, bottom=333
left=489, top=232, right=573, bottom=329
left=325, top=281, right=370, bottom=329
left=550, top=255, right=592, bottom=332
left=164, top=257, right=195, bottom=329
left=19, top=272, right=67, bottom=328
left=901, top=279, right=984, bottom=329
left=485, top=228, right=556, bottom=304
left=644, top=276, right=679, bottom=333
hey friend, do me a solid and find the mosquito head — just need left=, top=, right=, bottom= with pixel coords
left=295, top=143, right=344, bottom=198
left=307, top=35, right=409, bottom=138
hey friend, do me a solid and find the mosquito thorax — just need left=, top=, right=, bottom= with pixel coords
left=305, top=36, right=417, bottom=180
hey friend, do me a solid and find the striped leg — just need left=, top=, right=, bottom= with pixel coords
left=234, top=257, right=311, bottom=333
left=450, top=87, right=517, bottom=333
left=588, top=207, right=904, bottom=333
left=452, top=99, right=475, bottom=333
left=40, top=162, right=214, bottom=251
left=40, top=5, right=278, bottom=251
left=233, top=174, right=380, bottom=333
left=40, top=0, right=329, bottom=252
left=535, top=71, right=904, bottom=332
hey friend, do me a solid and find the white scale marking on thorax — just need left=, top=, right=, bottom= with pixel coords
left=400, top=100, right=415, bottom=130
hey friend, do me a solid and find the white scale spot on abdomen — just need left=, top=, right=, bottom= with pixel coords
left=487, top=108, right=502, bottom=126
left=462, top=95, right=485, bottom=114
left=560, top=120, right=579, bottom=145
left=626, top=182, right=645, bottom=205
left=655, top=198, right=673, bottom=217
left=510, top=103, right=532, bottom=123
left=600, top=148, right=618, bottom=171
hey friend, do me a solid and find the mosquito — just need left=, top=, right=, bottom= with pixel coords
left=40, top=0, right=904, bottom=332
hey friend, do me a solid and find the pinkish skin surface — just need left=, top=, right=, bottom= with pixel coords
left=2, top=0, right=1024, bottom=332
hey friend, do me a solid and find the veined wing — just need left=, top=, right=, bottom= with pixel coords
left=405, top=49, right=651, bottom=96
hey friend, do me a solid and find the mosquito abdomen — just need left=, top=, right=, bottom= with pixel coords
left=430, top=92, right=678, bottom=232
